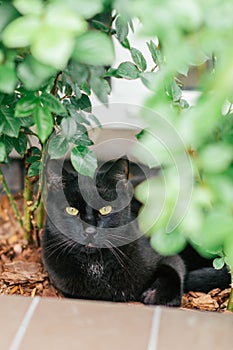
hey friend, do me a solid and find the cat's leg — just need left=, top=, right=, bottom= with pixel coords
left=141, top=255, right=186, bottom=306
left=184, top=266, right=230, bottom=293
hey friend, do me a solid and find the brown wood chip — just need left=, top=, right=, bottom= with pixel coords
left=2, top=261, right=46, bottom=284
left=191, top=294, right=219, bottom=311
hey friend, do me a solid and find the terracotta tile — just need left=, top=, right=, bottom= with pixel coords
left=157, top=308, right=233, bottom=350
left=0, top=295, right=31, bottom=350
left=20, top=299, right=154, bottom=350
left=2, top=295, right=233, bottom=350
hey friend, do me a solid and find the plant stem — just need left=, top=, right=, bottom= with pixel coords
left=0, top=166, right=23, bottom=228
left=36, top=199, right=44, bottom=230
left=227, top=270, right=233, bottom=311
left=23, top=174, right=34, bottom=243
left=35, top=199, right=44, bottom=246
left=51, top=72, right=62, bottom=96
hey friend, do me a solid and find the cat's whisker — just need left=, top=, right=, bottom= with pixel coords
left=111, top=242, right=143, bottom=270
left=44, top=238, right=78, bottom=261
left=68, top=241, right=80, bottom=256
left=108, top=233, right=133, bottom=243
left=43, top=240, right=68, bottom=256
left=56, top=240, right=80, bottom=263
left=111, top=245, right=132, bottom=265
left=104, top=240, right=126, bottom=268
left=107, top=243, right=139, bottom=288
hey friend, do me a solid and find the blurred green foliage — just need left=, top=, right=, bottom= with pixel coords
left=113, top=0, right=233, bottom=273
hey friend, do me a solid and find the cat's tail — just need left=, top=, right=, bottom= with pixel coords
left=184, top=266, right=231, bottom=293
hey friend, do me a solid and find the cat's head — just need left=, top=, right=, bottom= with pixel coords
left=45, top=157, right=141, bottom=249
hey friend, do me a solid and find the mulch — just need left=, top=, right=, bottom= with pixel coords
left=0, top=194, right=231, bottom=311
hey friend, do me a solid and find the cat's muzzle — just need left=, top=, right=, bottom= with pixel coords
left=84, top=226, right=98, bottom=248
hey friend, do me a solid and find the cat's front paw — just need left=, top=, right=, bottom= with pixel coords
left=141, top=288, right=157, bottom=305
left=141, top=288, right=181, bottom=307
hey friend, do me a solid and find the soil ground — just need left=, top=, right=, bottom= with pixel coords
left=0, top=194, right=230, bottom=311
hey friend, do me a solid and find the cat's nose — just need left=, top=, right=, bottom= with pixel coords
left=85, top=226, right=97, bottom=236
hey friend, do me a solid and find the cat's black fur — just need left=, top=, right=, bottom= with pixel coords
left=42, top=158, right=230, bottom=306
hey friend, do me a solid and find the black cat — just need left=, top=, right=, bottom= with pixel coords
left=42, top=158, right=230, bottom=306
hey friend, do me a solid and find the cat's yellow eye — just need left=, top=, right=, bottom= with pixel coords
left=65, top=207, right=79, bottom=216
left=99, top=205, right=112, bottom=216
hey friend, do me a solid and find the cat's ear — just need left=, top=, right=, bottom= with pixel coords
left=45, top=159, right=76, bottom=190
left=45, top=159, right=63, bottom=190
left=104, top=157, right=129, bottom=182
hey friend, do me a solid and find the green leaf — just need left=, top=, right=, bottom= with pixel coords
left=179, top=99, right=189, bottom=109
left=13, top=0, right=44, bottom=15
left=61, top=117, right=77, bottom=140
left=12, top=132, right=27, bottom=156
left=67, top=106, right=88, bottom=123
left=2, top=15, right=40, bottom=47
left=48, top=134, right=69, bottom=159
left=72, top=32, right=114, bottom=66
left=90, top=76, right=110, bottom=104
left=116, top=62, right=139, bottom=80
left=105, top=68, right=121, bottom=78
left=0, top=106, right=20, bottom=137
left=26, top=155, right=40, bottom=163
left=177, top=64, right=189, bottom=77
left=40, top=93, right=67, bottom=115
left=0, top=2, right=19, bottom=33
left=213, top=257, right=225, bottom=270
left=119, top=38, right=130, bottom=50
left=15, top=93, right=39, bottom=117
left=72, top=83, right=82, bottom=99
left=115, top=15, right=129, bottom=42
left=199, top=143, right=233, bottom=173
left=140, top=72, right=157, bottom=90
left=224, top=236, right=233, bottom=269
left=150, top=229, right=187, bottom=256
left=33, top=105, right=53, bottom=143
left=31, top=27, right=74, bottom=69
left=71, top=111, right=91, bottom=126
left=128, top=18, right=134, bottom=32
left=67, top=61, right=88, bottom=87
left=0, top=64, right=17, bottom=94
left=75, top=94, right=92, bottom=112
left=28, top=161, right=40, bottom=177
left=202, top=209, right=233, bottom=251
left=92, top=20, right=109, bottom=33
left=70, top=132, right=93, bottom=147
left=30, top=146, right=41, bottom=156
left=80, top=82, right=91, bottom=96
left=17, top=56, right=56, bottom=90
left=71, top=146, right=97, bottom=177
left=166, top=80, right=182, bottom=102
left=88, top=114, right=102, bottom=128
left=0, top=135, right=14, bottom=155
left=0, top=142, right=6, bottom=162
left=61, top=0, right=103, bottom=19
left=130, top=47, right=147, bottom=71
left=0, top=120, right=4, bottom=134
left=44, top=3, right=87, bottom=34
left=147, top=40, right=163, bottom=65
left=136, top=129, right=145, bottom=141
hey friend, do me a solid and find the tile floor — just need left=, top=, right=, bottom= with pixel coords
left=1, top=295, right=233, bottom=350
